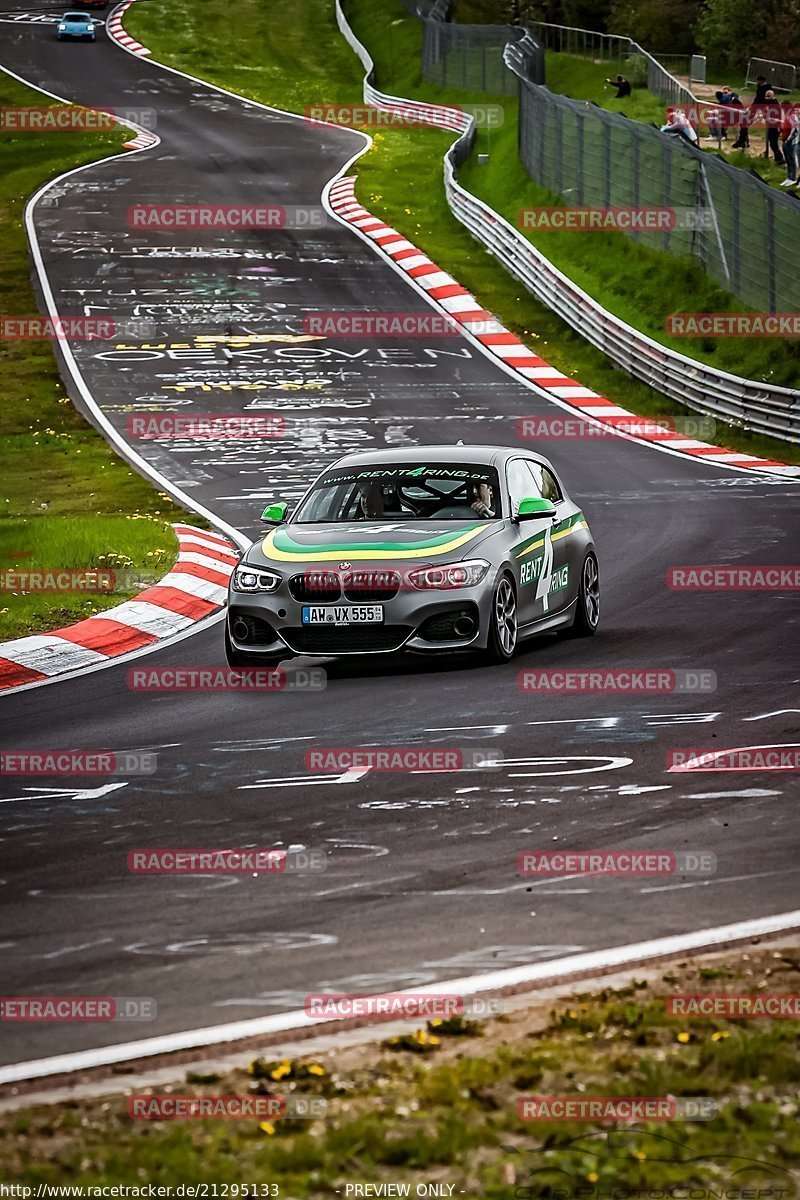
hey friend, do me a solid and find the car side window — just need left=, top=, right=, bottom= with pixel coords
left=530, top=463, right=562, bottom=502
left=507, top=458, right=538, bottom=517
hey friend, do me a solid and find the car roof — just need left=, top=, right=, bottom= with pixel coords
left=330, top=445, right=555, bottom=470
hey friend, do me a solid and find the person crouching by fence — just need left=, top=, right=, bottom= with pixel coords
left=705, top=105, right=726, bottom=145
left=606, top=73, right=631, bottom=98
left=660, top=107, right=699, bottom=145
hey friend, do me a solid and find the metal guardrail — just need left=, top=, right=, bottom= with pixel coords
left=334, top=1, right=800, bottom=442
left=745, top=56, right=796, bottom=93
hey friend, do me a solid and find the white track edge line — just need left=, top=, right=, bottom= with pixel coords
left=2, top=909, right=798, bottom=1084
left=0, top=608, right=228, bottom=698
left=0, top=61, right=249, bottom=554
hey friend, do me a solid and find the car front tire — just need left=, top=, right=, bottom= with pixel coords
left=484, top=572, right=518, bottom=663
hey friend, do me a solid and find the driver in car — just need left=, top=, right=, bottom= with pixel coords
left=358, top=480, right=385, bottom=519
left=469, top=480, right=496, bottom=518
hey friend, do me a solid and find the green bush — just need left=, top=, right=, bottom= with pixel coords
left=624, top=52, right=649, bottom=86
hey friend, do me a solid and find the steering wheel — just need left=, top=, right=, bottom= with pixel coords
left=429, top=503, right=482, bottom=520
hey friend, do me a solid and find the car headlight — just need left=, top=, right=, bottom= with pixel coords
left=408, top=559, right=490, bottom=590
left=232, top=566, right=282, bottom=593
left=87, top=23, right=95, bottom=28
left=58, top=22, right=66, bottom=28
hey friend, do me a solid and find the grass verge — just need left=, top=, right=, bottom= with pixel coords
left=1, top=945, right=798, bottom=1192
left=0, top=73, right=199, bottom=641
left=126, top=0, right=800, bottom=465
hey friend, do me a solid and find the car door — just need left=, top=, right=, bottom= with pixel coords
left=507, top=458, right=569, bottom=623
left=526, top=460, right=573, bottom=614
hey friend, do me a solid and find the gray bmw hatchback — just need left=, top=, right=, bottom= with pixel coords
left=226, top=445, right=599, bottom=665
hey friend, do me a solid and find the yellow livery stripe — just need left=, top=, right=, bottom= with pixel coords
left=261, top=526, right=486, bottom=563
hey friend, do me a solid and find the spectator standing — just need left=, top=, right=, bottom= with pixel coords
left=729, top=91, right=750, bottom=149
left=753, top=75, right=770, bottom=104
left=764, top=90, right=786, bottom=164
left=779, top=101, right=800, bottom=185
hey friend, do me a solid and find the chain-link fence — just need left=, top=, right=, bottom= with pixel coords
left=420, top=1, right=544, bottom=94
left=528, top=20, right=696, bottom=107
left=513, top=77, right=800, bottom=312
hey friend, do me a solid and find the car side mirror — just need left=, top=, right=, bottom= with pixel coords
left=516, top=496, right=556, bottom=522
left=260, top=501, right=288, bottom=525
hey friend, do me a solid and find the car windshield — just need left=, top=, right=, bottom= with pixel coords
left=293, top=462, right=503, bottom=523
left=65, top=12, right=90, bottom=17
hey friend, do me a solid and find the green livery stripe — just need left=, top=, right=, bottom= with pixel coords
left=515, top=511, right=587, bottom=560
left=262, top=524, right=486, bottom=562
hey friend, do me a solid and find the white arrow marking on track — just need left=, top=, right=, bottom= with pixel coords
left=0, top=783, right=128, bottom=804
left=239, top=768, right=371, bottom=790
left=743, top=710, right=800, bottom=721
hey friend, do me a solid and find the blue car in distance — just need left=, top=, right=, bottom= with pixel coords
left=56, top=11, right=97, bottom=40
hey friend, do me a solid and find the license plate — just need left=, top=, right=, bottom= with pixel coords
left=301, top=605, right=384, bottom=625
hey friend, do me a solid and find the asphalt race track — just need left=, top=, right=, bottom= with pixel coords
left=0, top=6, right=799, bottom=1071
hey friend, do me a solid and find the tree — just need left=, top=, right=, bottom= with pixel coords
left=694, top=0, right=767, bottom=72
left=609, top=0, right=701, bottom=54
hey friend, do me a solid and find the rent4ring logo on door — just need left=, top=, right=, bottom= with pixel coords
left=520, top=555, right=568, bottom=593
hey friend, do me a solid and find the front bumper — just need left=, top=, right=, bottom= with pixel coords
left=227, top=574, right=495, bottom=658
